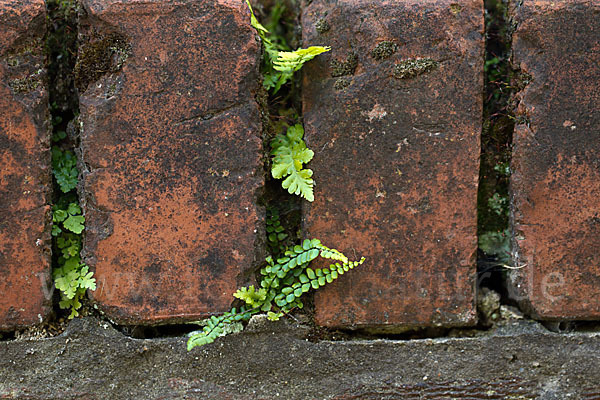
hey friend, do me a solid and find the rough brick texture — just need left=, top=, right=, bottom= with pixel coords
left=302, top=0, right=483, bottom=329
left=78, top=0, right=263, bottom=324
left=0, top=0, right=51, bottom=330
left=509, top=0, right=600, bottom=319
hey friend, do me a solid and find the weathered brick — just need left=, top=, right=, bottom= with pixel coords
left=78, top=0, right=263, bottom=324
left=302, top=0, right=483, bottom=329
left=0, top=0, right=52, bottom=330
left=509, top=0, right=600, bottom=319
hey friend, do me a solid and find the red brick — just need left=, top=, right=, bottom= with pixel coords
left=508, top=0, right=600, bottom=319
left=302, top=0, right=483, bottom=329
left=0, top=0, right=52, bottom=330
left=78, top=0, right=263, bottom=324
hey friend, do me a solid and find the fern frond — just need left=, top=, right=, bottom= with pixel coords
left=273, top=46, right=331, bottom=73
left=271, top=124, right=314, bottom=202
left=304, top=258, right=365, bottom=290
left=233, top=285, right=267, bottom=308
left=245, top=0, right=269, bottom=36
left=266, top=207, right=288, bottom=257
left=187, top=307, right=257, bottom=351
left=265, top=240, right=364, bottom=312
left=51, top=146, right=78, bottom=193
left=187, top=239, right=364, bottom=351
left=246, top=1, right=329, bottom=93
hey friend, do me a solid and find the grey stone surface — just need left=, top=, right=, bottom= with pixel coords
left=1, top=316, right=599, bottom=399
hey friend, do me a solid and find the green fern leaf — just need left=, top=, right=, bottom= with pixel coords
left=273, top=46, right=331, bottom=73
left=53, top=208, right=68, bottom=223
left=51, top=147, right=79, bottom=193
left=245, top=0, right=269, bottom=35
left=63, top=214, right=85, bottom=234
left=271, top=124, right=315, bottom=202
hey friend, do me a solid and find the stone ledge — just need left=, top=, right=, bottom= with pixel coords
left=1, top=316, right=599, bottom=399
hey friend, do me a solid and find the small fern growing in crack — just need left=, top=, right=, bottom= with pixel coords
left=187, top=239, right=364, bottom=350
left=51, top=196, right=96, bottom=318
left=247, top=0, right=329, bottom=201
left=51, top=140, right=95, bottom=318
left=246, top=0, right=330, bottom=93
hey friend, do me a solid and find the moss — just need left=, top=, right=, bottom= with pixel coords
left=371, top=41, right=397, bottom=61
left=392, top=59, right=437, bottom=79
left=330, top=52, right=358, bottom=77
left=333, top=77, right=350, bottom=90
left=74, top=33, right=131, bottom=92
left=315, top=18, right=330, bottom=34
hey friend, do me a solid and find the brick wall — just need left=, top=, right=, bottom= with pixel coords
left=1, top=0, right=599, bottom=331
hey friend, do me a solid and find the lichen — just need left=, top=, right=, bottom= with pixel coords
left=450, top=4, right=462, bottom=14
left=371, top=41, right=397, bottom=61
left=9, top=69, right=43, bottom=93
left=333, top=77, right=350, bottom=90
left=74, top=32, right=131, bottom=92
left=330, top=52, right=358, bottom=77
left=315, top=18, right=330, bottom=34
left=392, top=59, right=437, bottom=80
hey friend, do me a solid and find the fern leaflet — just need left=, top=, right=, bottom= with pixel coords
left=271, top=124, right=314, bottom=202
left=273, top=46, right=331, bottom=73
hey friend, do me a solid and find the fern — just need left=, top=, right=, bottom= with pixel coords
left=266, top=207, right=288, bottom=257
left=246, top=0, right=330, bottom=93
left=52, top=203, right=96, bottom=319
left=51, top=146, right=78, bottom=193
left=187, top=307, right=257, bottom=350
left=187, top=239, right=364, bottom=350
left=187, top=1, right=364, bottom=352
left=271, top=124, right=315, bottom=202
left=51, top=196, right=95, bottom=318
left=273, top=46, right=331, bottom=73
left=53, top=257, right=96, bottom=318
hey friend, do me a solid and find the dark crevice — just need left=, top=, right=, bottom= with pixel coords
left=46, top=0, right=89, bottom=323
left=477, top=0, right=517, bottom=313
left=117, top=324, right=204, bottom=339
left=255, top=0, right=304, bottom=271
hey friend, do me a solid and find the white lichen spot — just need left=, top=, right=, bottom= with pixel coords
left=363, top=103, right=387, bottom=123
